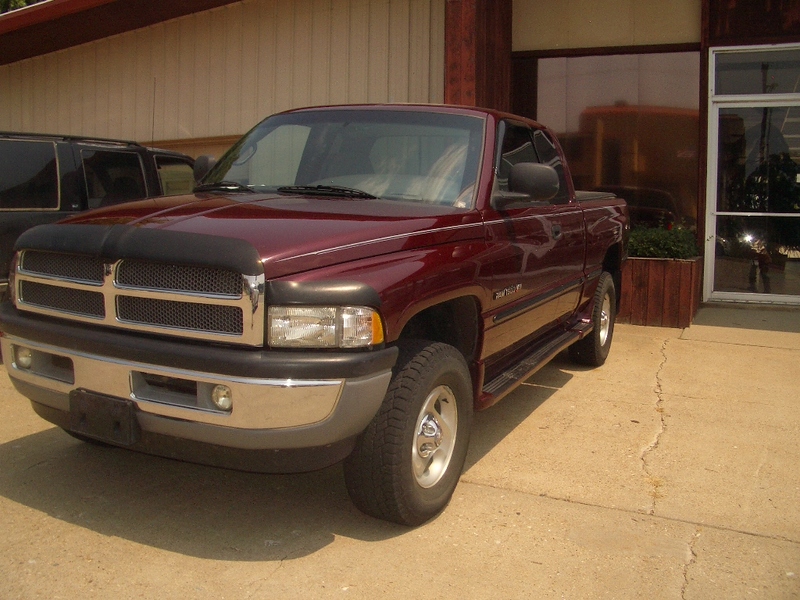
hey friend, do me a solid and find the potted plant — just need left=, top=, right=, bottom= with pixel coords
left=618, top=226, right=702, bottom=328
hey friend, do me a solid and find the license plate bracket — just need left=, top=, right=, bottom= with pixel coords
left=69, top=390, right=140, bottom=446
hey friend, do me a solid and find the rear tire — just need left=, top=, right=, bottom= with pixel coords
left=569, top=271, right=616, bottom=366
left=343, top=341, right=473, bottom=526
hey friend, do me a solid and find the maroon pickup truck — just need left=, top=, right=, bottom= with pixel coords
left=0, top=105, right=628, bottom=525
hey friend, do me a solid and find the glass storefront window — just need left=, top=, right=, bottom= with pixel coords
left=715, top=50, right=800, bottom=96
left=714, top=215, right=800, bottom=296
left=717, top=106, right=800, bottom=214
left=537, top=52, right=701, bottom=228
left=708, top=46, right=800, bottom=303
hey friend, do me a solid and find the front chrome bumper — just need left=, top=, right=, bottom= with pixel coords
left=1, top=335, right=392, bottom=451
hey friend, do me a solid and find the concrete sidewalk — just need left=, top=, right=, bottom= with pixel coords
left=0, top=305, right=798, bottom=599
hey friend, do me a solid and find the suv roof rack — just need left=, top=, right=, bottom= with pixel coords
left=0, top=131, right=142, bottom=148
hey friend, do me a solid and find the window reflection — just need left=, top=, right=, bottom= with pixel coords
left=717, top=107, right=800, bottom=214
left=715, top=50, right=800, bottom=96
left=714, top=216, right=800, bottom=296
left=715, top=107, right=800, bottom=297
left=537, top=52, right=700, bottom=228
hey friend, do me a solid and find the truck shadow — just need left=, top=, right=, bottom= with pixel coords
left=0, top=358, right=575, bottom=561
left=0, top=428, right=392, bottom=560
left=464, top=354, right=574, bottom=471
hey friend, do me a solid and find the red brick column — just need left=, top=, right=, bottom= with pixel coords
left=444, top=0, right=512, bottom=111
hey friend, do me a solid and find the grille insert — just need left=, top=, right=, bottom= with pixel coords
left=19, top=280, right=105, bottom=317
left=21, top=251, right=105, bottom=283
left=117, top=296, right=243, bottom=335
left=117, top=260, right=242, bottom=296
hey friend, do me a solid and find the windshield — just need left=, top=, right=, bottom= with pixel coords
left=203, top=109, right=485, bottom=208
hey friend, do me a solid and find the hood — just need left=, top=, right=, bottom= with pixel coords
left=62, top=193, right=485, bottom=278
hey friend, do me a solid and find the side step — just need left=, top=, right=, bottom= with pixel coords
left=481, top=322, right=592, bottom=404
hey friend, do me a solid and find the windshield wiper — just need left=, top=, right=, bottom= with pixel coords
left=194, top=181, right=256, bottom=193
left=277, top=185, right=376, bottom=199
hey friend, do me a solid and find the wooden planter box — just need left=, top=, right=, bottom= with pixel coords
left=618, top=256, right=703, bottom=328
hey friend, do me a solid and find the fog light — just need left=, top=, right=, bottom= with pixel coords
left=211, top=385, right=233, bottom=411
left=15, top=346, right=33, bottom=369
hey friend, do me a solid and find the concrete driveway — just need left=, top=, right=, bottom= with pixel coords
left=1, top=305, right=798, bottom=599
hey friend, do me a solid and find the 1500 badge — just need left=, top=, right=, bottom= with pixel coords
left=493, top=283, right=523, bottom=300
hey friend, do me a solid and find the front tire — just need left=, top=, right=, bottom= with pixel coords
left=569, top=271, right=616, bottom=366
left=343, top=341, right=473, bottom=526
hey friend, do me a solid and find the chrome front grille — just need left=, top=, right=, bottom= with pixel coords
left=20, top=250, right=105, bottom=282
left=15, top=250, right=265, bottom=346
left=116, top=260, right=243, bottom=296
left=117, top=296, right=243, bottom=334
left=19, top=280, right=106, bottom=317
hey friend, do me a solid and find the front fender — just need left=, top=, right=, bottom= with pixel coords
left=271, top=241, right=492, bottom=342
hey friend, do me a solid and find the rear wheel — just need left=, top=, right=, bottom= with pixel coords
left=569, top=271, right=616, bottom=366
left=343, top=341, right=473, bottom=526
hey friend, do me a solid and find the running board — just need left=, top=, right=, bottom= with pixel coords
left=481, top=322, right=592, bottom=403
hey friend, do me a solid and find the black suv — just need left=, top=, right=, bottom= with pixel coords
left=0, top=133, right=195, bottom=291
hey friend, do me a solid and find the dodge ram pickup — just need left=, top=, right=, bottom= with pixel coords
left=0, top=104, right=628, bottom=525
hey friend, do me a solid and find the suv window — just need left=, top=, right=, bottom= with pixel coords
left=81, top=149, right=147, bottom=208
left=0, top=139, right=58, bottom=210
left=155, top=155, right=195, bottom=196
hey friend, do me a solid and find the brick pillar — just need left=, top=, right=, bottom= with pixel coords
left=444, top=0, right=512, bottom=111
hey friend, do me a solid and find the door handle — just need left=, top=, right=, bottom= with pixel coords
left=552, top=224, right=562, bottom=240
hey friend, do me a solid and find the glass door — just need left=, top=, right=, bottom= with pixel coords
left=706, top=46, right=800, bottom=303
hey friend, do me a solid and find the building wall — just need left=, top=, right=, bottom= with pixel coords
left=512, top=0, right=701, bottom=51
left=0, top=0, right=446, bottom=157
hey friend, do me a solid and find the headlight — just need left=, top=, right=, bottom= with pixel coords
left=268, top=306, right=385, bottom=348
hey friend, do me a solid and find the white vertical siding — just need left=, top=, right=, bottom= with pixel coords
left=0, top=0, right=445, bottom=144
left=348, top=0, right=370, bottom=103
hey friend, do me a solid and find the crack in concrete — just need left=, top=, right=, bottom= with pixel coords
left=681, top=528, right=701, bottom=600
left=640, top=339, right=669, bottom=515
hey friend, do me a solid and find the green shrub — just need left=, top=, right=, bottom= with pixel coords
left=628, top=227, right=700, bottom=259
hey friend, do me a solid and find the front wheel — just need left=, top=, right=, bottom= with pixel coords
left=569, top=271, right=616, bottom=366
left=343, top=341, right=473, bottom=526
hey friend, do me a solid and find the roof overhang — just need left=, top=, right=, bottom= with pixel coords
left=0, top=0, right=241, bottom=66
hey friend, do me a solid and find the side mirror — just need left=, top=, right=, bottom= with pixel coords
left=492, top=162, right=559, bottom=210
left=193, top=155, right=217, bottom=183
left=509, top=162, right=559, bottom=201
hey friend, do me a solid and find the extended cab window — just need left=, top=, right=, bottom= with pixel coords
left=155, top=155, right=195, bottom=196
left=532, top=130, right=569, bottom=203
left=81, top=149, right=147, bottom=208
left=0, top=139, right=58, bottom=210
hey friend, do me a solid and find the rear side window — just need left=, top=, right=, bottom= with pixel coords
left=155, top=155, right=195, bottom=196
left=0, top=139, right=59, bottom=210
left=81, top=149, right=147, bottom=208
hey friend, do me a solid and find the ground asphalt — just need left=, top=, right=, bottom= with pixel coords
left=0, top=304, right=798, bottom=599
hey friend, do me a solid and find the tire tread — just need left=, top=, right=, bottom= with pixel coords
left=344, top=341, right=472, bottom=525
